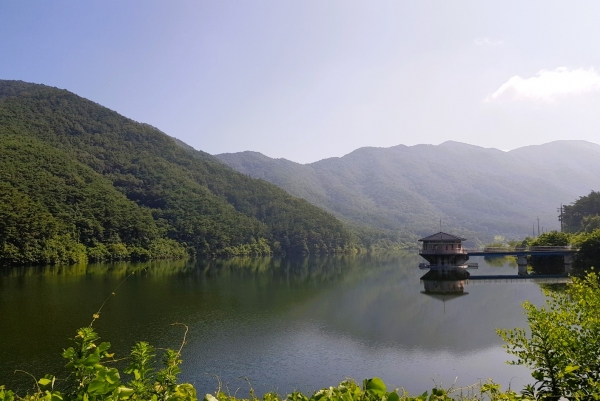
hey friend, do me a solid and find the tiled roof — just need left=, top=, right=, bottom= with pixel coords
left=418, top=231, right=467, bottom=242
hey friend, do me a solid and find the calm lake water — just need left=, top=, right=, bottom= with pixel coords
left=0, top=254, right=555, bottom=396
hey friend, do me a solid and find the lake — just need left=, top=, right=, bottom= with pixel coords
left=0, top=253, right=554, bottom=396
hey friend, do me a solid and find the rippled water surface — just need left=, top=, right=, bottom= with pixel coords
left=0, top=254, right=554, bottom=395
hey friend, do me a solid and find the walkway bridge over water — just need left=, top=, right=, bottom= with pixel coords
left=418, top=233, right=576, bottom=295
left=465, top=246, right=578, bottom=257
left=465, top=246, right=578, bottom=276
left=418, top=231, right=578, bottom=276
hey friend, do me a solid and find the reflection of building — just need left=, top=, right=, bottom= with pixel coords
left=423, top=280, right=466, bottom=293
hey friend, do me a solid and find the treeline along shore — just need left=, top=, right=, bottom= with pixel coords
left=0, top=80, right=415, bottom=267
left=3, top=80, right=600, bottom=269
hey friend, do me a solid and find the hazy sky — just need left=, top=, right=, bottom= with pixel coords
left=2, top=1, right=600, bottom=163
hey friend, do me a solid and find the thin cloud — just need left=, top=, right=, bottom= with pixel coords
left=474, top=37, right=504, bottom=46
left=485, top=67, right=600, bottom=102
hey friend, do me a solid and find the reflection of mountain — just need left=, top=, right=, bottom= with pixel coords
left=0, top=259, right=193, bottom=278
left=292, top=257, right=547, bottom=353
left=1, top=254, right=545, bottom=394
left=484, top=255, right=517, bottom=268
left=0, top=254, right=408, bottom=391
left=1, top=254, right=402, bottom=283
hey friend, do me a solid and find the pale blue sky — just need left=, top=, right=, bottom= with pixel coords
left=2, top=1, right=600, bottom=163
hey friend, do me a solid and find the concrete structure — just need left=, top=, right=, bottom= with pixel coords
left=467, top=246, right=577, bottom=276
left=517, top=255, right=527, bottom=275
left=418, top=231, right=577, bottom=283
left=418, top=232, right=470, bottom=271
left=418, top=232, right=474, bottom=289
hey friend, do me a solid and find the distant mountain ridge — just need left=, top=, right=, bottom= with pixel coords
left=216, top=140, right=600, bottom=243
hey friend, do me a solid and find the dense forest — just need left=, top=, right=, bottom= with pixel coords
left=0, top=80, right=358, bottom=266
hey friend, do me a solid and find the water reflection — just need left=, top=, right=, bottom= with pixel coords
left=422, top=280, right=467, bottom=294
left=483, top=255, right=517, bottom=268
left=0, top=254, right=556, bottom=396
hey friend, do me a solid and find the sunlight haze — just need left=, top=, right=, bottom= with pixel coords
left=2, top=1, right=599, bottom=163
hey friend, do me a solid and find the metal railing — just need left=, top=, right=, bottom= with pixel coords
left=421, top=246, right=578, bottom=255
left=468, top=246, right=575, bottom=253
left=420, top=248, right=467, bottom=254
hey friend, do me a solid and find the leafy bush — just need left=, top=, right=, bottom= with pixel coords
left=0, top=325, right=197, bottom=401
left=0, top=322, right=526, bottom=401
left=498, top=271, right=600, bottom=399
left=203, top=377, right=525, bottom=401
left=572, top=229, right=600, bottom=271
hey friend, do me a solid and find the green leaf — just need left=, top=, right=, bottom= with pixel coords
left=62, top=348, right=76, bottom=360
left=364, top=378, right=386, bottom=396
left=387, top=392, right=400, bottom=401
left=106, top=368, right=121, bottom=385
left=565, top=365, right=579, bottom=373
left=531, top=370, right=544, bottom=381
left=38, top=378, right=52, bottom=387
left=49, top=391, right=63, bottom=401
left=116, top=386, right=134, bottom=400
left=97, top=342, right=111, bottom=354
left=87, top=380, right=108, bottom=396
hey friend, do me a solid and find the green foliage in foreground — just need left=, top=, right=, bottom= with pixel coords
left=498, top=271, right=600, bottom=399
left=206, top=378, right=527, bottom=401
left=0, top=347, right=527, bottom=401
left=0, top=303, right=525, bottom=401
left=0, top=326, right=197, bottom=401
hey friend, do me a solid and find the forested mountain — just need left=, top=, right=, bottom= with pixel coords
left=216, top=141, right=600, bottom=244
left=0, top=80, right=354, bottom=265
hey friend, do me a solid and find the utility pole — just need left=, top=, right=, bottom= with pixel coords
left=558, top=203, right=563, bottom=232
left=533, top=223, right=535, bottom=237
left=537, top=217, right=540, bottom=237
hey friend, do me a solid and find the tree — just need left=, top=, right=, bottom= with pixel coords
left=573, top=230, right=600, bottom=272
left=582, top=215, right=600, bottom=233
left=497, top=271, right=600, bottom=399
left=528, top=231, right=571, bottom=275
left=562, top=191, right=600, bottom=233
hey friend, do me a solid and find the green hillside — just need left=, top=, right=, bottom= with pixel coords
left=0, top=80, right=354, bottom=265
left=216, top=141, right=600, bottom=244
